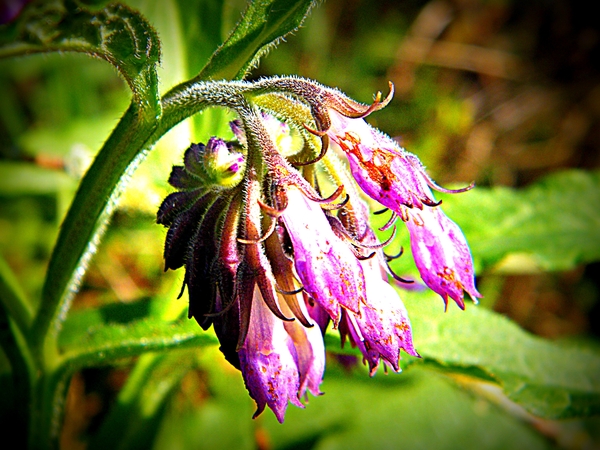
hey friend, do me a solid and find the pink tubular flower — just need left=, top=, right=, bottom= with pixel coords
left=279, top=187, right=366, bottom=325
left=340, top=256, right=419, bottom=375
left=238, top=286, right=324, bottom=422
left=333, top=199, right=419, bottom=373
left=405, top=204, right=481, bottom=309
left=325, top=107, right=481, bottom=309
left=327, top=109, right=438, bottom=212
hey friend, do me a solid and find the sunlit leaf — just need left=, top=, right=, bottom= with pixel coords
left=323, top=284, right=600, bottom=420
left=195, top=0, right=318, bottom=80
left=58, top=303, right=218, bottom=366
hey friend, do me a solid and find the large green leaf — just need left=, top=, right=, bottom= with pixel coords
left=446, top=169, right=600, bottom=272
left=327, top=288, right=600, bottom=420
left=410, top=290, right=600, bottom=419
left=60, top=283, right=600, bottom=421
left=0, top=0, right=160, bottom=97
left=154, top=358, right=553, bottom=450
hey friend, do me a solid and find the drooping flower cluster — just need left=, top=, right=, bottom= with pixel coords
left=157, top=77, right=481, bottom=422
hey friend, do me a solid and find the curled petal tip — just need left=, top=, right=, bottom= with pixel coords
left=293, top=130, right=329, bottom=166
left=302, top=122, right=329, bottom=136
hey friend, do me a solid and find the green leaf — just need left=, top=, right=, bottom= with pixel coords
left=401, top=289, right=600, bottom=419
left=58, top=305, right=218, bottom=367
left=155, top=361, right=553, bottom=450
left=324, top=285, right=600, bottom=419
left=445, top=169, right=600, bottom=272
left=195, top=0, right=318, bottom=80
left=381, top=169, right=600, bottom=277
left=272, top=366, right=552, bottom=450
left=0, top=0, right=161, bottom=98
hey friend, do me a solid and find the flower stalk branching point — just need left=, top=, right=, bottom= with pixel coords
left=157, top=76, right=481, bottom=422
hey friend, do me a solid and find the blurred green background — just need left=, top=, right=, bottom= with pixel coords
left=1, top=0, right=599, bottom=448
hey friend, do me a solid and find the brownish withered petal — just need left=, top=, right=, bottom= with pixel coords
left=236, top=214, right=277, bottom=244
left=234, top=261, right=257, bottom=351
left=337, top=200, right=370, bottom=240
left=240, top=171, right=294, bottom=324
left=319, top=193, right=349, bottom=211
left=301, top=183, right=345, bottom=205
left=287, top=131, right=328, bottom=167
left=327, top=215, right=396, bottom=251
left=214, top=192, right=243, bottom=312
left=162, top=192, right=216, bottom=271
left=290, top=131, right=329, bottom=166
left=186, top=195, right=230, bottom=330
left=212, top=292, right=242, bottom=369
left=324, top=82, right=394, bottom=119
left=384, top=246, right=404, bottom=261
left=264, top=230, right=313, bottom=328
left=168, top=165, right=201, bottom=190
left=378, top=210, right=398, bottom=232
left=157, top=189, right=205, bottom=226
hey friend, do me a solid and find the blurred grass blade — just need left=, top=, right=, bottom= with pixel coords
left=0, top=255, right=34, bottom=332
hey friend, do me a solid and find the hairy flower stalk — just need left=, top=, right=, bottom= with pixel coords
left=158, top=76, right=480, bottom=422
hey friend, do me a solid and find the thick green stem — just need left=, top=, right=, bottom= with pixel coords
left=26, top=78, right=247, bottom=449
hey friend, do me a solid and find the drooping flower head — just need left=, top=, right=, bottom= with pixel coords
left=158, top=76, right=480, bottom=422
